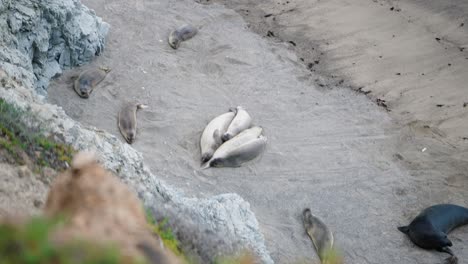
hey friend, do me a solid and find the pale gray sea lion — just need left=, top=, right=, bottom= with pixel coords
left=74, top=67, right=111, bottom=98
left=168, top=24, right=198, bottom=49
left=303, top=208, right=334, bottom=263
left=118, top=103, right=148, bottom=144
left=200, top=110, right=236, bottom=163
left=203, top=126, right=265, bottom=169
left=222, top=106, right=252, bottom=142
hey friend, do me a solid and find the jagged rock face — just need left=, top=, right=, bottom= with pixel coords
left=0, top=0, right=109, bottom=95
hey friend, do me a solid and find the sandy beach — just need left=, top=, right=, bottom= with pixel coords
left=48, top=0, right=468, bottom=263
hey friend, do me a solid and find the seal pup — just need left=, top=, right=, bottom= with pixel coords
left=118, top=103, right=148, bottom=144
left=74, top=67, right=111, bottom=98
left=168, top=24, right=198, bottom=49
left=203, top=126, right=266, bottom=169
left=303, top=208, right=335, bottom=264
left=398, top=204, right=468, bottom=264
left=222, top=106, right=252, bottom=142
left=200, top=110, right=236, bottom=163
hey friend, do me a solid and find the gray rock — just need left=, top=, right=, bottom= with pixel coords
left=0, top=0, right=109, bottom=95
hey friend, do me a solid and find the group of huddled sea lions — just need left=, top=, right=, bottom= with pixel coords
left=68, top=23, right=468, bottom=264
left=200, top=106, right=267, bottom=169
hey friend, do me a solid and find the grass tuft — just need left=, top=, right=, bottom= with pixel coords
left=0, top=98, right=75, bottom=172
left=145, top=209, right=187, bottom=261
left=0, top=217, right=145, bottom=264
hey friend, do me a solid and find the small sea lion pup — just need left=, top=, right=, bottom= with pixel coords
left=200, top=110, right=236, bottom=163
left=118, top=103, right=148, bottom=144
left=303, top=208, right=335, bottom=264
left=74, top=66, right=111, bottom=98
left=168, top=24, right=198, bottom=49
left=203, top=126, right=266, bottom=169
left=222, top=106, right=252, bottom=142
left=398, top=204, right=468, bottom=264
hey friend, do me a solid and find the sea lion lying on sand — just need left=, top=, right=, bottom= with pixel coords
left=118, top=103, right=148, bottom=144
left=200, top=110, right=236, bottom=163
left=398, top=204, right=468, bottom=264
left=168, top=24, right=198, bottom=49
left=303, top=208, right=335, bottom=264
left=74, top=67, right=111, bottom=98
left=203, top=126, right=266, bottom=169
left=222, top=106, right=252, bottom=142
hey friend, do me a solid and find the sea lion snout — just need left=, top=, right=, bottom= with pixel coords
left=125, top=131, right=135, bottom=144
left=168, top=36, right=180, bottom=49
left=80, top=87, right=90, bottom=98
left=221, top=133, right=231, bottom=142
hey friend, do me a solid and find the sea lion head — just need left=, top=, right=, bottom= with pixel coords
left=76, top=79, right=93, bottom=98
left=410, top=229, right=452, bottom=249
left=209, top=158, right=223, bottom=168
left=124, top=130, right=136, bottom=144
left=168, top=32, right=181, bottom=49
left=201, top=152, right=213, bottom=164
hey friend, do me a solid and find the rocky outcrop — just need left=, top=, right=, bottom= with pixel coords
left=0, top=0, right=109, bottom=95
left=0, top=1, right=272, bottom=262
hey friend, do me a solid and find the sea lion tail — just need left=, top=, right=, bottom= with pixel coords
left=397, top=226, right=410, bottom=234
left=137, top=104, right=149, bottom=110
left=99, top=66, right=112, bottom=73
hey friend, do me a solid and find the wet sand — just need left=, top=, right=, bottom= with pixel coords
left=48, top=0, right=468, bottom=263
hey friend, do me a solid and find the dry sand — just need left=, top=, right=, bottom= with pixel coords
left=48, top=0, right=468, bottom=263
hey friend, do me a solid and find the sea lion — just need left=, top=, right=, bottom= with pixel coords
left=222, top=106, right=252, bottom=142
left=168, top=24, right=198, bottom=49
left=118, top=103, right=148, bottom=144
left=203, top=126, right=266, bottom=169
left=398, top=204, right=468, bottom=264
left=303, top=208, right=334, bottom=264
left=200, top=110, right=236, bottom=163
left=74, top=67, right=111, bottom=98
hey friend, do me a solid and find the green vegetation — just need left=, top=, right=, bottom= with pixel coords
left=0, top=217, right=145, bottom=264
left=145, top=209, right=188, bottom=262
left=0, top=98, right=75, bottom=172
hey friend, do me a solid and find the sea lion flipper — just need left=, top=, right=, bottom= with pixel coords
left=444, top=255, right=458, bottom=264
left=397, top=226, right=410, bottom=234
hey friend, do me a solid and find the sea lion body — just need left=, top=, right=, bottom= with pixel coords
left=204, top=126, right=265, bottom=168
left=200, top=111, right=236, bottom=163
left=222, top=106, right=252, bottom=142
left=168, top=24, right=198, bottom=49
left=74, top=67, right=110, bottom=98
left=303, top=208, right=334, bottom=263
left=118, top=103, right=148, bottom=144
left=398, top=204, right=468, bottom=264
